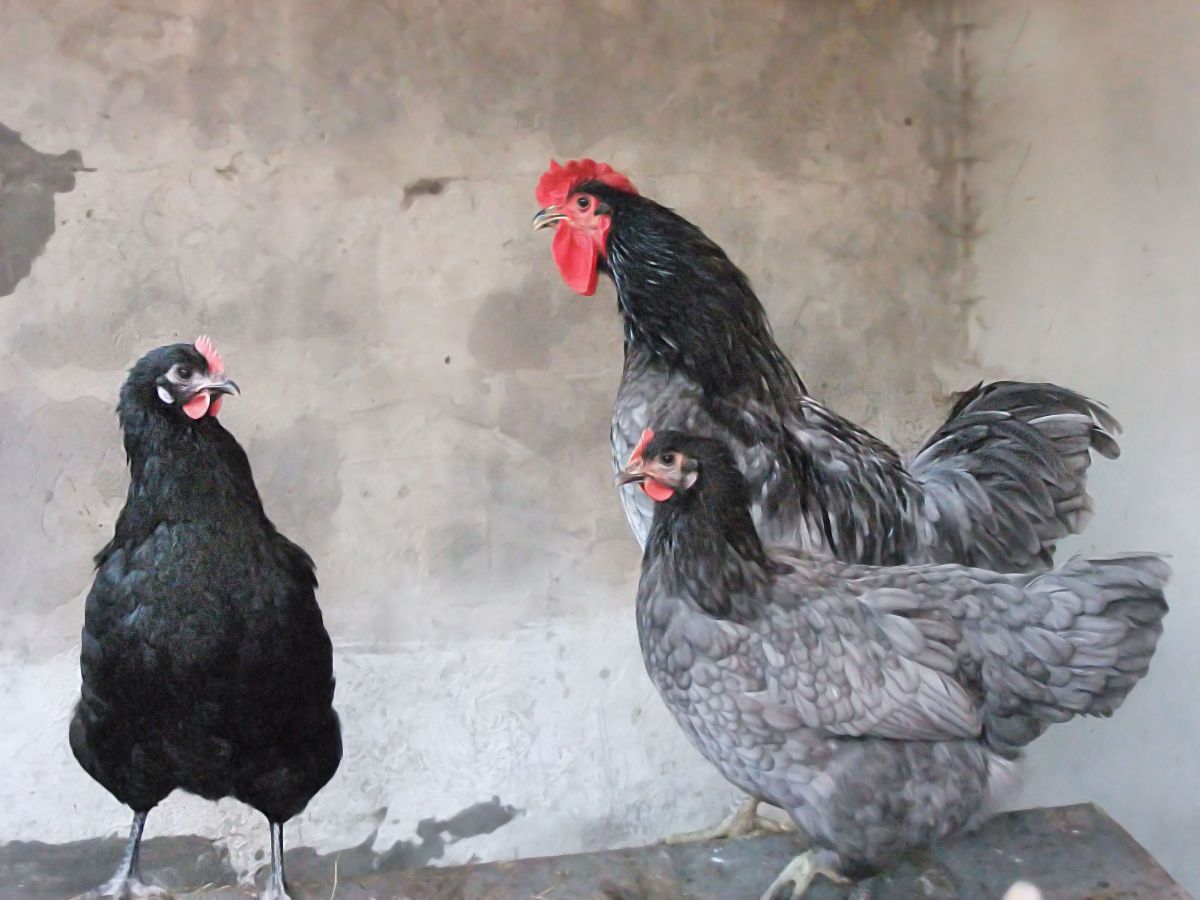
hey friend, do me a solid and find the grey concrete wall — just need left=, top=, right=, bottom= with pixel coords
left=0, top=0, right=970, bottom=880
left=966, top=2, right=1200, bottom=891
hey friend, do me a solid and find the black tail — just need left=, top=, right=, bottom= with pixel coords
left=910, top=381, right=1120, bottom=572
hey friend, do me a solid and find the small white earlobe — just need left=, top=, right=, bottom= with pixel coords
left=157, top=385, right=174, bottom=404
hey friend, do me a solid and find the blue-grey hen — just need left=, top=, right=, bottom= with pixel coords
left=535, top=159, right=1122, bottom=838
left=71, top=337, right=341, bottom=900
left=618, top=428, right=1168, bottom=899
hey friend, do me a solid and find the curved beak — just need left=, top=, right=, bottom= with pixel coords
left=532, top=205, right=566, bottom=231
left=615, top=458, right=646, bottom=487
left=198, top=377, right=240, bottom=397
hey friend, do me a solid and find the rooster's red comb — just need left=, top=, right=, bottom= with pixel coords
left=195, top=335, right=224, bottom=375
left=628, top=428, right=655, bottom=465
left=536, top=158, right=638, bottom=208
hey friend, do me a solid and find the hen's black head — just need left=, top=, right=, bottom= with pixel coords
left=618, top=428, right=748, bottom=507
left=119, top=336, right=239, bottom=424
left=621, top=428, right=772, bottom=584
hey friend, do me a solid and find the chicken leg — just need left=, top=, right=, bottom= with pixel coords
left=76, top=810, right=166, bottom=899
left=759, top=848, right=851, bottom=900
left=664, top=796, right=797, bottom=844
left=261, top=821, right=291, bottom=900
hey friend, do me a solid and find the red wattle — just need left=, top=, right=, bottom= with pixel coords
left=642, top=480, right=675, bottom=502
left=182, top=392, right=211, bottom=419
left=552, top=222, right=599, bottom=296
left=208, top=394, right=223, bottom=416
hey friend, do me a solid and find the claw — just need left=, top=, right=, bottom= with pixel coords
left=73, top=879, right=170, bottom=899
left=760, top=849, right=850, bottom=900
left=74, top=811, right=170, bottom=900
left=664, top=797, right=797, bottom=844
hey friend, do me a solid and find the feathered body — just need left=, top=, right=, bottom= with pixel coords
left=630, top=433, right=1167, bottom=875
left=71, top=342, right=340, bottom=898
left=535, top=162, right=1119, bottom=570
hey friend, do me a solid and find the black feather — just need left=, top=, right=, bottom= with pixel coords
left=595, top=186, right=1120, bottom=573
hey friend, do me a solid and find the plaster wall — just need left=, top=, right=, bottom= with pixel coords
left=12, top=0, right=1159, bottom=888
left=965, top=2, right=1200, bottom=891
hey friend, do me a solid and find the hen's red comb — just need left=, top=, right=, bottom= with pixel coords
left=536, top=158, right=638, bottom=208
left=629, top=428, right=655, bottom=465
left=195, top=335, right=224, bottom=375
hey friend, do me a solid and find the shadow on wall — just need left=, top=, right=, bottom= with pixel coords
left=0, top=123, right=90, bottom=297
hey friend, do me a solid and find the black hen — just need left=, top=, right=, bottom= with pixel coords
left=533, top=159, right=1119, bottom=571
left=70, top=337, right=341, bottom=900
left=621, top=429, right=1167, bottom=897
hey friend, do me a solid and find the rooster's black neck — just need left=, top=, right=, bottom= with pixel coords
left=645, top=475, right=777, bottom=619
left=601, top=193, right=807, bottom=401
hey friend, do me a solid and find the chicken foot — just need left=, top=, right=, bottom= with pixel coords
left=664, top=796, right=797, bottom=845
left=75, top=810, right=167, bottom=899
left=759, top=848, right=852, bottom=900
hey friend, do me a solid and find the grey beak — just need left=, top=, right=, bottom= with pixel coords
left=532, top=205, right=566, bottom=231
left=205, top=378, right=240, bottom=396
left=615, top=462, right=646, bottom=487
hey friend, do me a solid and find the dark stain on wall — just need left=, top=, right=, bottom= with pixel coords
left=244, top=414, right=344, bottom=558
left=402, top=177, right=455, bottom=210
left=0, top=123, right=90, bottom=297
left=467, top=273, right=609, bottom=374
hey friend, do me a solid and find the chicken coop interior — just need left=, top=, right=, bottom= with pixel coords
left=1, top=1, right=1197, bottom=899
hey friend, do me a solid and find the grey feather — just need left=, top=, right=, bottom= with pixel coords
left=638, top=500, right=1169, bottom=871
left=613, top=356, right=1120, bottom=578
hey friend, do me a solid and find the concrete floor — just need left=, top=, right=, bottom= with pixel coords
left=2, top=805, right=1187, bottom=899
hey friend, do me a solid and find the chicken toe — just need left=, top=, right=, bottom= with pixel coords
left=759, top=849, right=851, bottom=900
left=664, top=797, right=797, bottom=844
left=74, top=811, right=170, bottom=900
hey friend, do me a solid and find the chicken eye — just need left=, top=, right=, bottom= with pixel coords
left=660, top=452, right=676, bottom=466
left=577, top=195, right=590, bottom=210
left=177, top=365, right=194, bottom=380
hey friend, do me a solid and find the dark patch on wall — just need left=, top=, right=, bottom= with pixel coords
left=277, top=796, right=520, bottom=885
left=402, top=177, right=454, bottom=210
left=467, top=277, right=601, bottom=373
left=244, top=414, right=343, bottom=556
left=0, top=123, right=89, bottom=297
left=0, top=393, right=122, bottom=647
left=493, top=375, right=610, bottom=462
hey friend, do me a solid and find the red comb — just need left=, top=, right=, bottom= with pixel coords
left=536, top=158, right=637, bottom=208
left=195, top=334, right=224, bottom=375
left=628, top=428, right=654, bottom=465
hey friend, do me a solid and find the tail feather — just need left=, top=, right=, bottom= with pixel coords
left=975, top=553, right=1169, bottom=755
left=910, top=381, right=1120, bottom=572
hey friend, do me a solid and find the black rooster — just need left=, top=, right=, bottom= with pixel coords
left=620, top=428, right=1167, bottom=898
left=533, top=159, right=1118, bottom=569
left=71, top=337, right=341, bottom=900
